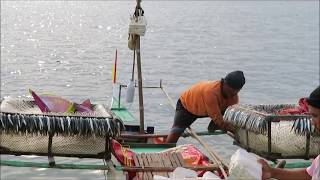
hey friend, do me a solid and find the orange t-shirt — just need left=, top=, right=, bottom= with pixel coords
left=180, top=81, right=238, bottom=127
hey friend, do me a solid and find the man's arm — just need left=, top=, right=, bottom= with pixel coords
left=205, top=98, right=237, bottom=133
left=205, top=101, right=224, bottom=129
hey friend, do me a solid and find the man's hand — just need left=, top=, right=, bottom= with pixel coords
left=208, top=120, right=235, bottom=134
left=258, top=159, right=273, bottom=180
left=207, top=120, right=218, bottom=132
left=222, top=122, right=236, bottom=134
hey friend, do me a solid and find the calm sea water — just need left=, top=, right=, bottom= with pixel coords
left=1, top=1, right=319, bottom=179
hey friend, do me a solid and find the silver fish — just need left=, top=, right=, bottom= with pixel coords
left=107, top=119, right=113, bottom=137
left=294, top=118, right=299, bottom=134
left=297, top=118, right=302, bottom=134
left=89, top=118, right=94, bottom=133
left=60, top=117, right=64, bottom=132
left=249, top=114, right=257, bottom=130
left=0, top=113, right=5, bottom=129
left=302, top=118, right=307, bottom=135
left=67, top=116, right=71, bottom=133
left=39, top=116, right=43, bottom=131
left=47, top=116, right=51, bottom=133
left=8, top=114, right=13, bottom=126
left=106, top=118, right=111, bottom=134
left=300, top=118, right=304, bottom=134
left=235, top=111, right=244, bottom=127
left=306, top=118, right=311, bottom=133
left=33, top=115, right=38, bottom=132
left=22, top=116, right=27, bottom=127
left=14, top=114, right=18, bottom=133
left=245, top=112, right=251, bottom=127
left=291, top=119, right=297, bottom=132
left=17, top=114, right=21, bottom=130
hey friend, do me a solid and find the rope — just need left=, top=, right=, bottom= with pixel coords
left=160, top=86, right=176, bottom=109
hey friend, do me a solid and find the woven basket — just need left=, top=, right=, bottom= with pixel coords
left=224, top=104, right=320, bottom=160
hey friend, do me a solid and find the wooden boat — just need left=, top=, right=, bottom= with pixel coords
left=0, top=0, right=316, bottom=179
left=0, top=1, right=229, bottom=179
left=0, top=94, right=227, bottom=179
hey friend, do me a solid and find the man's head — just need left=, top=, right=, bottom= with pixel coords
left=221, top=70, right=245, bottom=98
left=307, top=86, right=320, bottom=134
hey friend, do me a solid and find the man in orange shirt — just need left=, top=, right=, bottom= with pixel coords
left=165, top=70, right=245, bottom=143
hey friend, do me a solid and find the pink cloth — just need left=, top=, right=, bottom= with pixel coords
left=306, top=155, right=320, bottom=179
left=277, top=98, right=309, bottom=115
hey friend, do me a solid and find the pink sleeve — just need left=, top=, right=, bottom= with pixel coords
left=306, top=155, right=320, bottom=176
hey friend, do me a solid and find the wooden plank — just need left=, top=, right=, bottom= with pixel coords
left=121, top=133, right=168, bottom=138
left=122, top=165, right=220, bottom=171
left=140, top=154, right=150, bottom=180
left=0, top=159, right=111, bottom=170
left=176, top=152, right=187, bottom=167
left=171, top=152, right=182, bottom=167
left=148, top=153, right=161, bottom=177
left=141, top=153, right=153, bottom=180
left=139, top=153, right=149, bottom=180
left=156, top=153, right=169, bottom=177
left=156, top=153, right=166, bottom=167
left=121, top=142, right=176, bottom=149
left=151, top=153, right=167, bottom=177
left=164, top=152, right=174, bottom=167
left=161, top=152, right=173, bottom=176
left=132, top=154, right=140, bottom=166
left=160, top=153, right=167, bottom=167
left=168, top=152, right=178, bottom=168
left=136, top=154, right=147, bottom=180
left=145, top=153, right=154, bottom=178
left=174, top=152, right=183, bottom=167
left=120, top=130, right=228, bottom=139
left=146, top=154, right=154, bottom=180
left=132, top=153, right=143, bottom=179
left=143, top=172, right=149, bottom=180
left=172, top=152, right=183, bottom=167
left=147, top=153, right=157, bottom=177
left=155, top=153, right=169, bottom=177
left=155, top=153, right=167, bottom=177
left=136, top=154, right=146, bottom=180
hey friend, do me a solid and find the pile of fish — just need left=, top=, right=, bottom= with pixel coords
left=0, top=112, right=124, bottom=137
left=0, top=98, right=124, bottom=138
left=224, top=104, right=315, bottom=135
left=291, top=117, right=314, bottom=135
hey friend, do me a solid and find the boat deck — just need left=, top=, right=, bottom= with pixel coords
left=123, top=151, right=219, bottom=180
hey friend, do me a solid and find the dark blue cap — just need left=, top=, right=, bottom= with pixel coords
left=307, top=86, right=320, bottom=109
left=224, top=70, right=245, bottom=90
